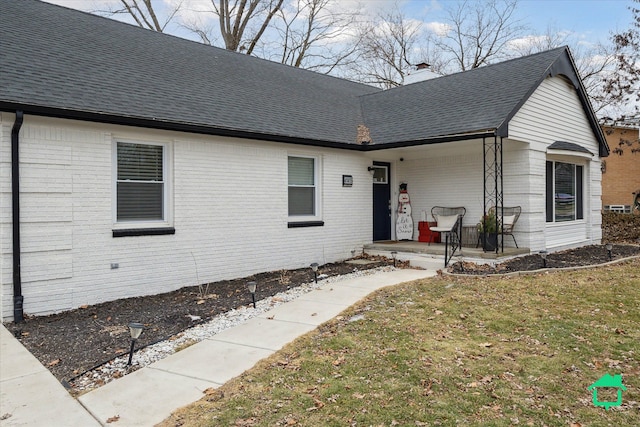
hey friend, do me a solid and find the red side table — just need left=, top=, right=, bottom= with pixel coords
left=418, top=221, right=440, bottom=243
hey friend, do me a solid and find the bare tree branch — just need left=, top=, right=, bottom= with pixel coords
left=96, top=0, right=183, bottom=32
left=431, top=0, right=526, bottom=72
left=352, top=6, right=425, bottom=88
left=249, top=0, right=363, bottom=74
left=602, top=0, right=640, bottom=124
left=205, top=0, right=284, bottom=51
left=509, top=25, right=618, bottom=114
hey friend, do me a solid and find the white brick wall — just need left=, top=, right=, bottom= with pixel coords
left=1, top=114, right=372, bottom=320
left=396, top=142, right=484, bottom=232
left=0, top=76, right=605, bottom=319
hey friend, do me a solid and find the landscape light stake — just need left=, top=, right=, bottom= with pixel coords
left=539, top=250, right=548, bottom=268
left=310, top=263, right=319, bottom=283
left=391, top=251, right=398, bottom=267
left=247, top=281, right=257, bottom=308
left=127, top=322, right=144, bottom=366
left=606, top=243, right=613, bottom=261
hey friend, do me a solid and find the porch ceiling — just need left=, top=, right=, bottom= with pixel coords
left=365, top=138, right=484, bottom=161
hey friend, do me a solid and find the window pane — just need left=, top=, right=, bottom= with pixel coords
left=576, top=165, right=584, bottom=219
left=116, top=142, right=165, bottom=222
left=372, top=166, right=387, bottom=184
left=545, top=161, right=553, bottom=222
left=117, top=182, right=163, bottom=220
left=288, top=157, right=314, bottom=185
left=288, top=187, right=315, bottom=215
left=554, top=162, right=575, bottom=222
left=118, top=143, right=163, bottom=181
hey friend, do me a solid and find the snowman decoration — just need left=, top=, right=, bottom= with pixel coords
left=395, top=183, right=414, bottom=240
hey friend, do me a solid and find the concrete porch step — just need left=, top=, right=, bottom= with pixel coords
left=364, top=241, right=530, bottom=270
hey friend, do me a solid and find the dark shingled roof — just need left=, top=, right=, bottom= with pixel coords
left=0, top=0, right=379, bottom=146
left=0, top=0, right=608, bottom=155
left=548, top=141, right=594, bottom=155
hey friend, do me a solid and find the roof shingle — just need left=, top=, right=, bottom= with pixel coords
left=0, top=0, right=607, bottom=154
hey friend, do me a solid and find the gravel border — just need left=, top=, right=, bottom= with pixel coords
left=69, top=266, right=396, bottom=394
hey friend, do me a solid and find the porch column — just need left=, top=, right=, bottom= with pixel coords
left=482, top=136, right=503, bottom=253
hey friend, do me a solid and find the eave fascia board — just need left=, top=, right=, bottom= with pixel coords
left=1, top=103, right=497, bottom=152
left=362, top=130, right=497, bottom=151
left=0, top=103, right=363, bottom=151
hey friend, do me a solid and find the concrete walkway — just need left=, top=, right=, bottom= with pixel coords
left=0, top=325, right=100, bottom=426
left=1, top=268, right=435, bottom=426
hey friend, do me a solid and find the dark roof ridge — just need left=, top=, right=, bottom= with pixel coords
left=359, top=46, right=568, bottom=100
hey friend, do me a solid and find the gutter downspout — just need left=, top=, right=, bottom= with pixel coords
left=11, top=111, right=24, bottom=323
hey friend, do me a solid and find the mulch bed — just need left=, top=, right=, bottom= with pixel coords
left=5, top=257, right=391, bottom=384
left=448, top=244, right=640, bottom=275
left=4, top=243, right=640, bottom=387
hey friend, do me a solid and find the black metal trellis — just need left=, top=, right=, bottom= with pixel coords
left=482, top=136, right=503, bottom=253
left=443, top=222, right=463, bottom=267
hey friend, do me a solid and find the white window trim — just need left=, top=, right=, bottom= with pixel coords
left=112, top=139, right=173, bottom=229
left=546, top=156, right=586, bottom=224
left=288, top=154, right=322, bottom=223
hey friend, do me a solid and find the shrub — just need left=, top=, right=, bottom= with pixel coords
left=602, top=211, right=640, bottom=243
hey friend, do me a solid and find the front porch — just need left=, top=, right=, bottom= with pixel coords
left=364, top=240, right=530, bottom=268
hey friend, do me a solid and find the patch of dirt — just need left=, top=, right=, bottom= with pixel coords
left=448, top=244, right=640, bottom=275
left=5, top=256, right=393, bottom=384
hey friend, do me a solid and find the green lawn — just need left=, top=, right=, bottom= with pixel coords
left=161, top=259, right=640, bottom=426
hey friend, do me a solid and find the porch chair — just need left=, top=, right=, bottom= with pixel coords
left=428, top=206, right=467, bottom=247
left=494, top=206, right=521, bottom=248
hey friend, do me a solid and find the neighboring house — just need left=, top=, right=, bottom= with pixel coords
left=601, top=124, right=640, bottom=213
left=0, top=0, right=609, bottom=321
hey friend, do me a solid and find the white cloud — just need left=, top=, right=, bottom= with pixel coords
left=42, top=0, right=120, bottom=12
left=506, top=35, right=549, bottom=51
left=425, top=21, right=450, bottom=37
left=176, top=0, right=216, bottom=29
left=417, top=0, right=442, bottom=15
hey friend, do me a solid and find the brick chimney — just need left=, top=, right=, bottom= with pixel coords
left=357, top=124, right=371, bottom=145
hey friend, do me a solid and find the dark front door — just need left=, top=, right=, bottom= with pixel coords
left=372, top=162, right=391, bottom=241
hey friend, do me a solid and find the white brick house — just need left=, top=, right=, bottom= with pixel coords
left=0, top=0, right=609, bottom=321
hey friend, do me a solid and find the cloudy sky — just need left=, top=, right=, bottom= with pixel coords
left=44, top=0, right=634, bottom=48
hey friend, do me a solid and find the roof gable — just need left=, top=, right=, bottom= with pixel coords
left=360, top=48, right=568, bottom=145
left=359, top=47, right=608, bottom=156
